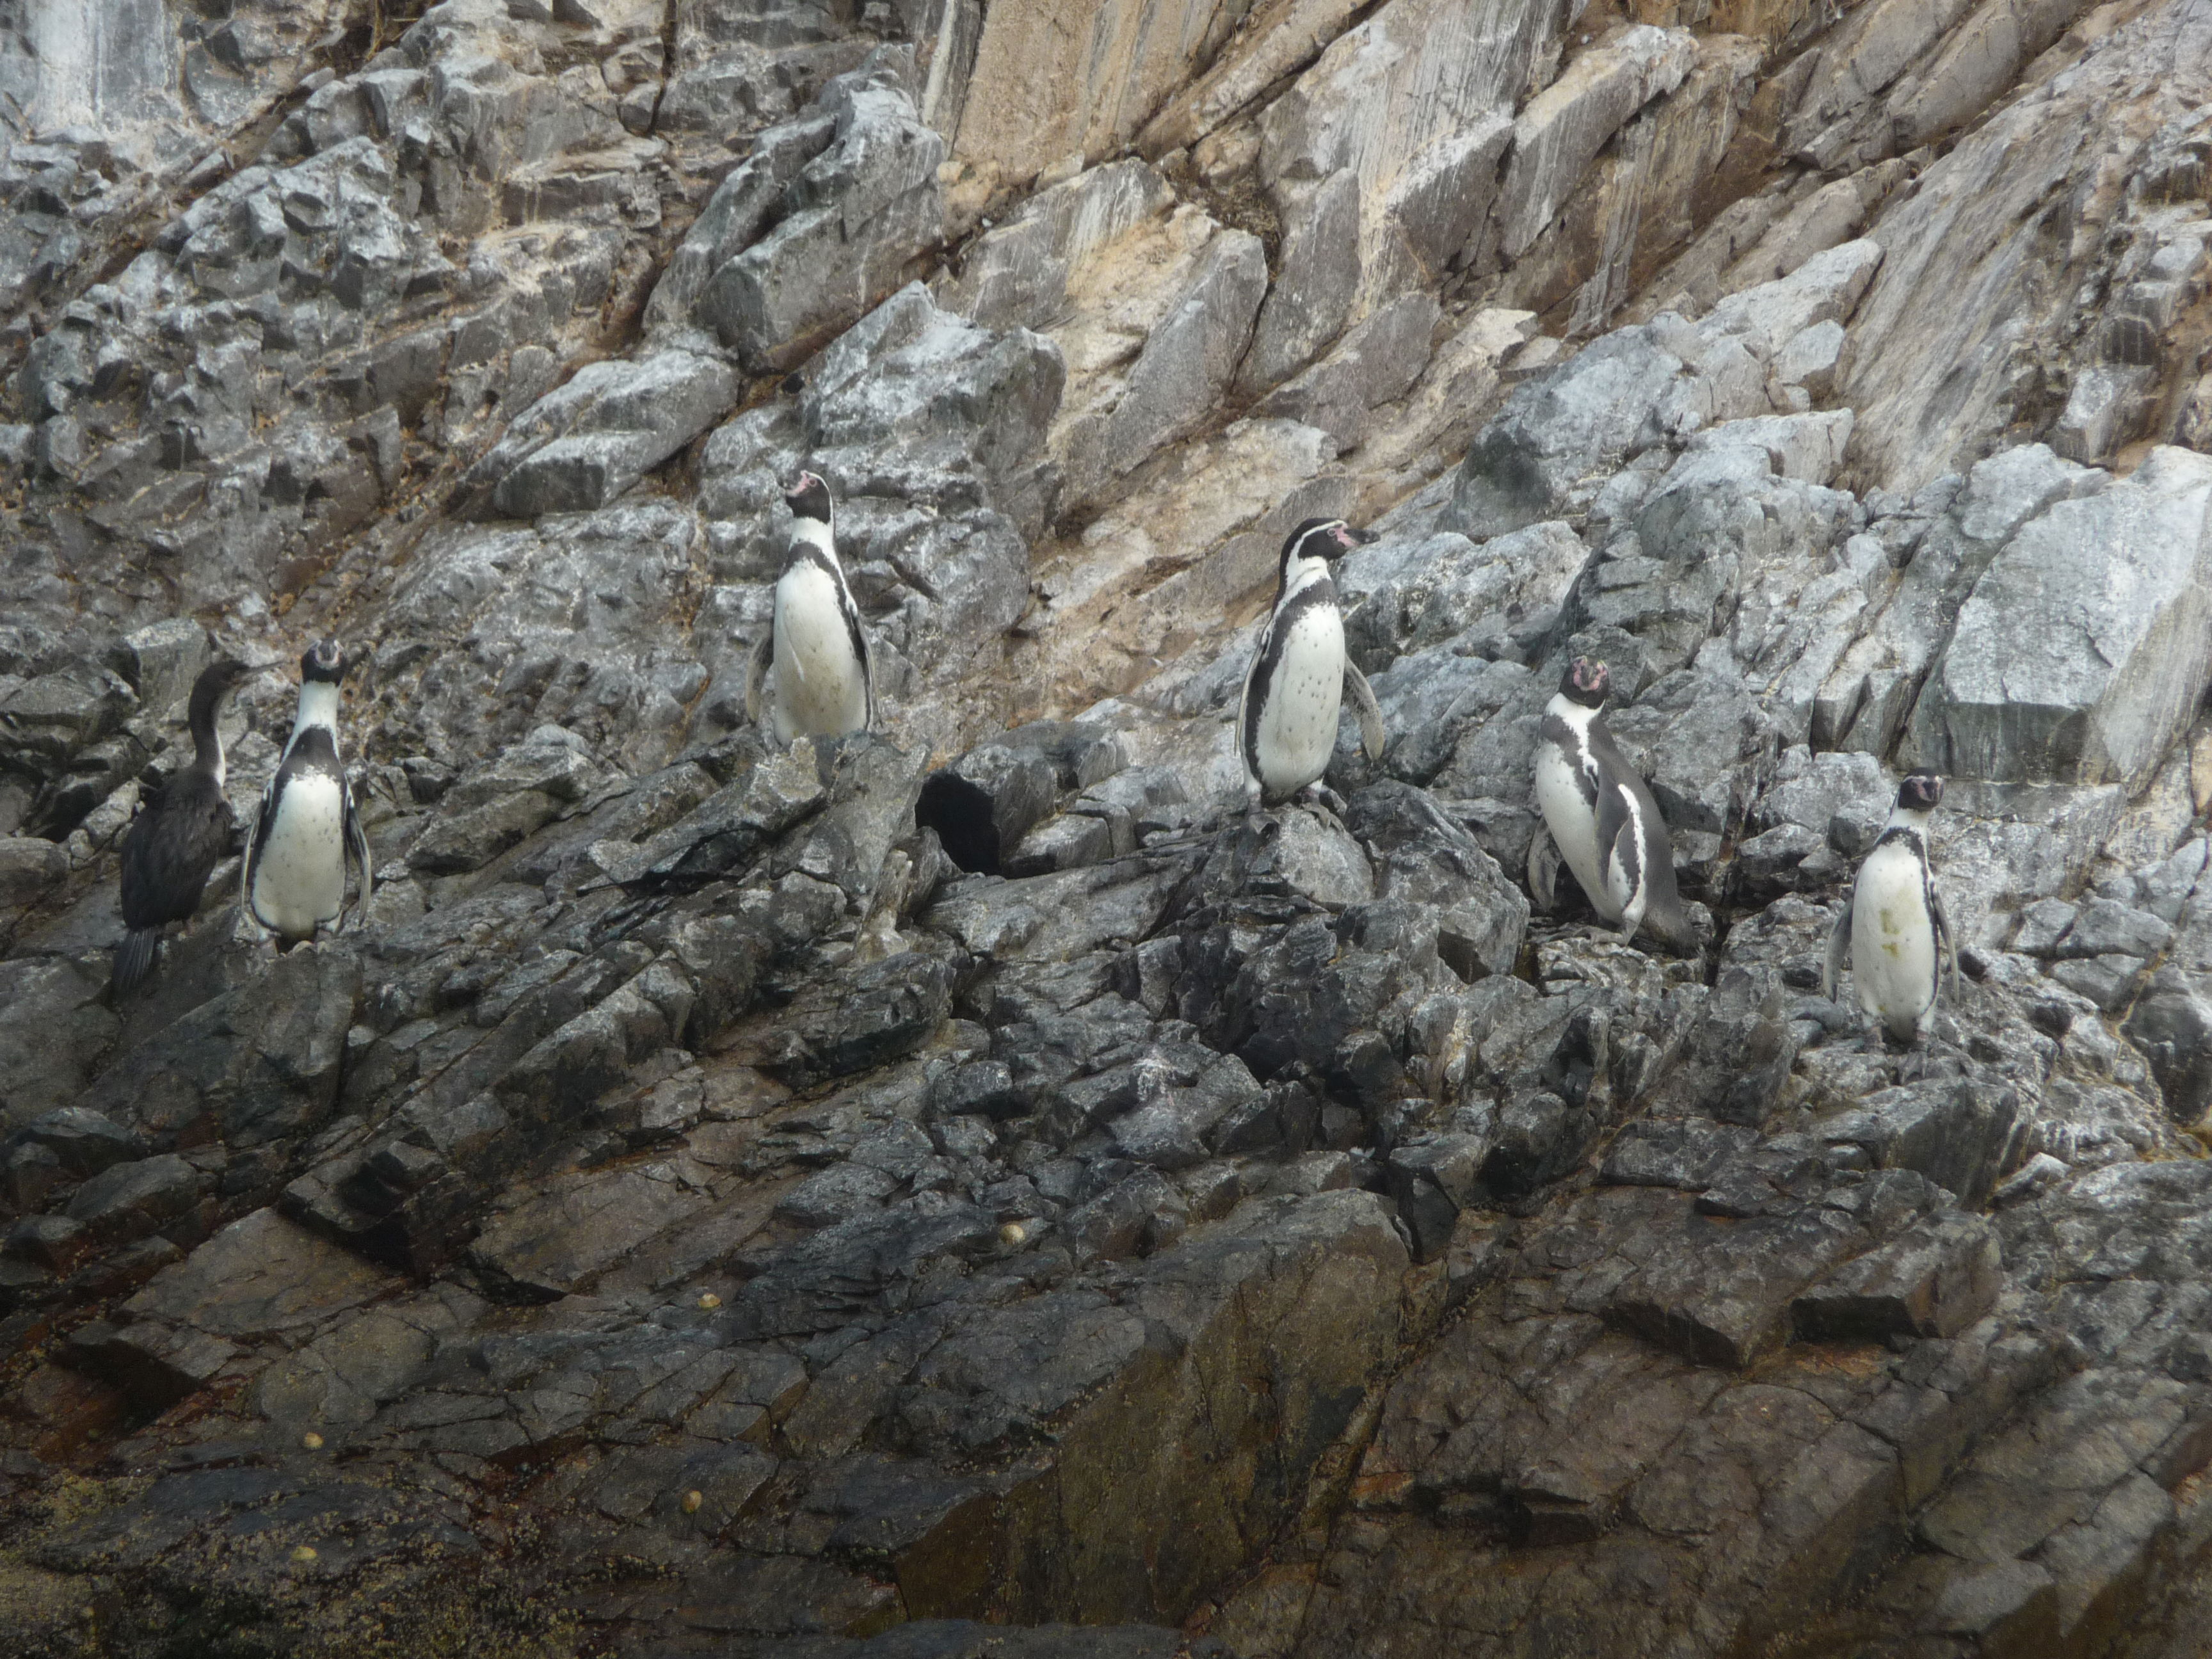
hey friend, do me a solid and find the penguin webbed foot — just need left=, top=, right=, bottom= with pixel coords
left=1295, top=782, right=1349, bottom=816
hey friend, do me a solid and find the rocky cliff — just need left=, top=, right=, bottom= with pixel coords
left=4, top=0, right=2212, bottom=1655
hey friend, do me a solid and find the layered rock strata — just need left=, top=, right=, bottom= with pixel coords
left=4, top=1, right=2212, bottom=1656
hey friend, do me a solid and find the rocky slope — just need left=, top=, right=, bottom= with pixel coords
left=4, top=0, right=2212, bottom=1655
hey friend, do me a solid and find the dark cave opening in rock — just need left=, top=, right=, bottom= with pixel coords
left=915, top=769, right=1006, bottom=874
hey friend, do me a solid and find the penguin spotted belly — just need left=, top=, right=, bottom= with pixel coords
left=1852, top=842, right=1937, bottom=1028
left=253, top=774, right=346, bottom=939
left=773, top=563, right=867, bottom=741
left=1254, top=608, right=1345, bottom=796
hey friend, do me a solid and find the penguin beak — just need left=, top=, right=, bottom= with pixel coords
left=1332, top=525, right=1377, bottom=552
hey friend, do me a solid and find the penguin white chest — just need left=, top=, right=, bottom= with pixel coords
left=1850, top=842, right=1937, bottom=1029
left=1534, top=708, right=1616, bottom=922
left=253, top=774, right=346, bottom=939
left=1251, top=602, right=1345, bottom=796
left=772, top=563, right=867, bottom=742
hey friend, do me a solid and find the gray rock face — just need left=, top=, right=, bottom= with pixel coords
left=1255, top=290, right=1440, bottom=449
left=8, top=0, right=2212, bottom=1655
left=1443, top=325, right=1691, bottom=538
left=688, top=55, right=947, bottom=371
left=470, top=349, right=740, bottom=518
left=1238, top=165, right=1362, bottom=394
left=1903, top=445, right=2212, bottom=790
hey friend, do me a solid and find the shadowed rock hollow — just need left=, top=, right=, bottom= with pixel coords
left=5, top=1, right=2212, bottom=1655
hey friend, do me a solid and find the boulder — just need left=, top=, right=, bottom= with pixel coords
left=694, top=57, right=947, bottom=370
left=1498, top=27, right=1698, bottom=259
left=470, top=350, right=740, bottom=518
left=1443, top=325, right=1693, bottom=538
left=1903, top=446, right=2212, bottom=790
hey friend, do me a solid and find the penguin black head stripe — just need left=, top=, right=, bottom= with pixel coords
left=1897, top=773, right=1944, bottom=813
left=301, top=638, right=348, bottom=685
left=1276, top=517, right=1374, bottom=591
left=1558, top=656, right=1610, bottom=710
left=784, top=471, right=834, bottom=527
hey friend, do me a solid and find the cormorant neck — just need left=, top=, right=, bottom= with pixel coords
left=291, top=680, right=342, bottom=747
left=187, top=684, right=228, bottom=787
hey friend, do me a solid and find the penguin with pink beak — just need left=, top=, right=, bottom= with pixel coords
left=1237, top=517, right=1387, bottom=806
left=1530, top=656, right=1700, bottom=953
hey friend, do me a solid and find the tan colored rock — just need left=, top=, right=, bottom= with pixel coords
left=1033, top=416, right=1352, bottom=711
left=1055, top=220, right=1269, bottom=509
left=1887, top=0, right=2095, bottom=149
left=1786, top=0, right=1978, bottom=156
left=1259, top=0, right=1562, bottom=312
left=1137, top=0, right=1365, bottom=159
left=934, top=159, right=1177, bottom=332
left=1498, top=26, right=1699, bottom=260
left=1497, top=35, right=1762, bottom=334
left=1717, top=168, right=1898, bottom=295
left=949, top=0, right=1253, bottom=211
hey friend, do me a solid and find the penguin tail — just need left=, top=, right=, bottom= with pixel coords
left=112, top=928, right=159, bottom=997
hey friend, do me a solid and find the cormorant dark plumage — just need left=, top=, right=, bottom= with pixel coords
left=113, top=656, right=251, bottom=995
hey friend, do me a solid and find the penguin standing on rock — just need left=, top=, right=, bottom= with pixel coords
left=113, top=657, right=252, bottom=995
left=1238, top=517, right=1388, bottom=806
left=1825, top=772, right=1959, bottom=1045
left=242, top=639, right=372, bottom=949
left=1530, top=656, right=1700, bottom=953
left=747, top=470, right=874, bottom=746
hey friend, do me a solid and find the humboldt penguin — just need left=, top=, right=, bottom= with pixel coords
left=113, top=657, right=251, bottom=995
left=1238, top=517, right=1388, bottom=805
left=1529, top=656, right=1698, bottom=952
left=746, top=470, right=874, bottom=746
left=1824, top=772, right=1959, bottom=1045
left=242, top=639, right=372, bottom=947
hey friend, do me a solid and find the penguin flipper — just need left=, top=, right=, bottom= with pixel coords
left=1823, top=897, right=1852, bottom=1003
left=1235, top=618, right=1270, bottom=793
left=1596, top=783, right=1642, bottom=925
left=1527, top=823, right=1561, bottom=911
left=1931, top=886, right=1960, bottom=1004
left=342, top=775, right=374, bottom=930
left=860, top=623, right=877, bottom=733
left=1342, top=662, right=1386, bottom=764
left=239, top=775, right=277, bottom=934
left=744, top=633, right=773, bottom=729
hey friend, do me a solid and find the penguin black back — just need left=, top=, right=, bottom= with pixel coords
left=115, top=657, right=250, bottom=995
